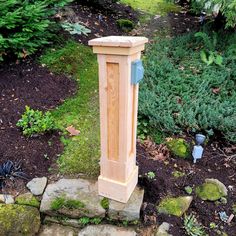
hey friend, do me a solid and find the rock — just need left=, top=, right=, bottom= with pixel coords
left=44, top=216, right=81, bottom=228
left=27, top=177, right=47, bottom=196
left=157, top=196, right=193, bottom=217
left=108, top=187, right=144, bottom=221
left=78, top=225, right=137, bottom=236
left=39, top=223, right=79, bottom=236
left=155, top=222, right=172, bottom=236
left=196, top=179, right=228, bottom=201
left=0, top=194, right=15, bottom=204
left=0, top=203, right=40, bottom=236
left=40, top=179, right=105, bottom=218
left=15, top=192, right=40, bottom=208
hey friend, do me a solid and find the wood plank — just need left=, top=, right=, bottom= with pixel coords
left=107, top=63, right=119, bottom=161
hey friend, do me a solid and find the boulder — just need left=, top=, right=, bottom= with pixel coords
left=40, top=179, right=105, bottom=218
left=0, top=204, right=40, bottom=236
left=15, top=192, right=40, bottom=208
left=78, top=225, right=137, bottom=236
left=196, top=179, right=228, bottom=201
left=157, top=196, right=193, bottom=217
left=27, top=177, right=47, bottom=196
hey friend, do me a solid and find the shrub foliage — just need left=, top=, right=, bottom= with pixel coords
left=139, top=31, right=236, bottom=142
left=17, top=106, right=54, bottom=136
left=0, top=0, right=72, bottom=60
left=191, top=0, right=236, bottom=28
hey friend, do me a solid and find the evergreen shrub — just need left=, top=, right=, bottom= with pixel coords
left=139, top=31, right=236, bottom=142
left=0, top=0, right=72, bottom=61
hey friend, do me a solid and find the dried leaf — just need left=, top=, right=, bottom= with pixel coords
left=212, top=87, right=220, bottom=94
left=66, top=125, right=80, bottom=136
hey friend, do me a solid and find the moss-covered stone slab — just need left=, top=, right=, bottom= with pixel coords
left=15, top=192, right=40, bottom=208
left=157, top=196, right=193, bottom=217
left=196, top=179, right=228, bottom=201
left=40, top=179, right=105, bottom=218
left=0, top=204, right=40, bottom=236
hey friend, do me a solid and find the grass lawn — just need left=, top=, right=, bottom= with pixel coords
left=120, top=0, right=180, bottom=21
left=40, top=41, right=100, bottom=177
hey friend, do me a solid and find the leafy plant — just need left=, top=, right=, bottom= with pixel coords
left=190, top=0, right=236, bottom=28
left=0, top=0, right=73, bottom=61
left=61, top=22, right=91, bottom=36
left=184, top=214, right=207, bottom=236
left=195, top=32, right=223, bottom=66
left=0, top=160, right=29, bottom=189
left=78, top=217, right=90, bottom=226
left=17, top=106, right=55, bottom=137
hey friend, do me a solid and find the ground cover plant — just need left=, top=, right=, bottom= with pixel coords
left=0, top=0, right=72, bottom=61
left=139, top=30, right=236, bottom=143
left=40, top=41, right=100, bottom=177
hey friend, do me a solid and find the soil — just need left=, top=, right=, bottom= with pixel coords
left=0, top=59, right=76, bottom=192
left=137, top=140, right=236, bottom=236
left=0, top=0, right=137, bottom=193
left=57, top=1, right=138, bottom=45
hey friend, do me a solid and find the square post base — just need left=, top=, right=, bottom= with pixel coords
left=98, top=166, right=138, bottom=203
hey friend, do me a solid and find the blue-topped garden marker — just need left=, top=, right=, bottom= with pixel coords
left=89, top=36, right=148, bottom=203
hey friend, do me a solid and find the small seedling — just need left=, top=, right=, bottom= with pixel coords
left=44, top=154, right=49, bottom=160
left=146, top=171, right=156, bottom=180
left=185, top=186, right=193, bottom=195
left=210, top=222, right=217, bottom=229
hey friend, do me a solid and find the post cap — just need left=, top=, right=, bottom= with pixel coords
left=88, top=36, right=148, bottom=55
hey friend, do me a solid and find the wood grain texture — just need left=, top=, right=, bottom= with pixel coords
left=107, top=63, right=119, bottom=161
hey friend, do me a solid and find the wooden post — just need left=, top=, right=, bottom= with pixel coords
left=89, top=36, right=148, bottom=203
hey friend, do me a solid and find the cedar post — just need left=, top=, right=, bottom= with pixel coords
left=89, top=36, right=148, bottom=203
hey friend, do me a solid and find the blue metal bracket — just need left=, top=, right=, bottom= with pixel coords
left=131, top=59, right=144, bottom=85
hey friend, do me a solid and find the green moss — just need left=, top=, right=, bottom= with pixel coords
left=51, top=196, right=85, bottom=211
left=167, top=138, right=190, bottom=159
left=157, top=196, right=193, bottom=217
left=15, top=193, right=40, bottom=208
left=100, top=197, right=109, bottom=210
left=196, top=183, right=225, bottom=201
left=116, top=19, right=134, bottom=32
left=172, top=170, right=185, bottom=178
left=40, top=41, right=100, bottom=177
left=0, top=204, right=40, bottom=235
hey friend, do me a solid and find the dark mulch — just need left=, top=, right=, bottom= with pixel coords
left=0, top=1, right=137, bottom=194
left=137, top=141, right=236, bottom=236
left=0, top=59, right=76, bottom=191
left=59, top=1, right=138, bottom=45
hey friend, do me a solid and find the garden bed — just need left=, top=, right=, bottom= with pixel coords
left=137, top=140, right=236, bottom=235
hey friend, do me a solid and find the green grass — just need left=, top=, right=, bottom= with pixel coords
left=120, top=0, right=180, bottom=22
left=40, top=41, right=100, bottom=177
left=51, top=196, right=85, bottom=211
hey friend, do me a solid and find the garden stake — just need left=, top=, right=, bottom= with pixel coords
left=192, top=134, right=206, bottom=163
left=89, top=36, right=148, bottom=203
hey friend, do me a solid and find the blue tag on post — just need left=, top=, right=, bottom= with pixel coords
left=131, top=59, right=144, bottom=85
